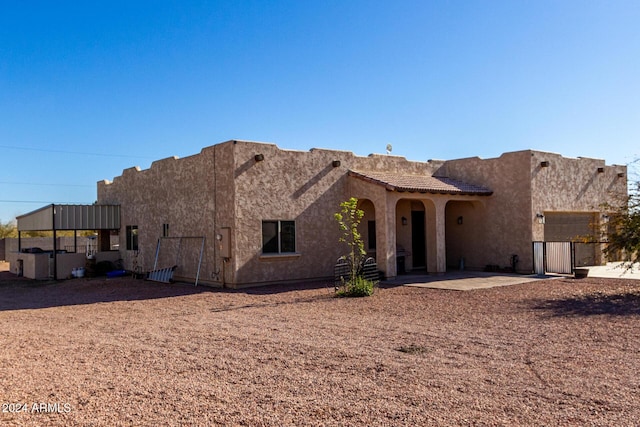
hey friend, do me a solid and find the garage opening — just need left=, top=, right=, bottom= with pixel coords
left=543, top=212, right=600, bottom=267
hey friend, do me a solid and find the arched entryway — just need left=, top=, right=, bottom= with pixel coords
left=347, top=169, right=492, bottom=278
left=395, top=199, right=441, bottom=273
left=395, top=199, right=426, bottom=272
left=445, top=200, right=485, bottom=270
left=357, top=199, right=377, bottom=259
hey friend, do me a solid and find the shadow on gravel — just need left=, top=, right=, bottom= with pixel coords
left=0, top=274, right=215, bottom=311
left=532, top=291, right=640, bottom=317
left=239, top=280, right=335, bottom=295
left=0, top=272, right=340, bottom=311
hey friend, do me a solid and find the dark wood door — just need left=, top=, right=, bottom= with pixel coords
left=411, top=211, right=426, bottom=268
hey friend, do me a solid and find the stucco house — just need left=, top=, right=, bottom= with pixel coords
left=94, top=140, right=626, bottom=287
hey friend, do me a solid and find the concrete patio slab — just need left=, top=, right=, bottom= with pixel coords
left=583, top=262, right=640, bottom=280
left=382, top=271, right=555, bottom=291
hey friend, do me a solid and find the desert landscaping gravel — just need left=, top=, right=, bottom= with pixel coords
left=1, top=269, right=639, bottom=426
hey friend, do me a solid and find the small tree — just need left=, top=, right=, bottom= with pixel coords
left=0, top=220, right=18, bottom=239
left=334, top=197, right=375, bottom=296
left=605, top=180, right=640, bottom=268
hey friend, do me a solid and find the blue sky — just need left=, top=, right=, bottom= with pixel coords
left=1, top=0, right=639, bottom=222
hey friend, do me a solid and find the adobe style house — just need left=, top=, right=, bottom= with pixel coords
left=95, top=140, right=627, bottom=287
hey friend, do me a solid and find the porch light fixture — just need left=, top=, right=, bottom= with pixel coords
left=332, top=160, right=341, bottom=167
left=536, top=213, right=545, bottom=224
left=597, top=167, right=605, bottom=173
left=254, top=154, right=264, bottom=162
left=401, top=216, right=408, bottom=226
left=540, top=161, right=550, bottom=167
left=457, top=216, right=463, bottom=225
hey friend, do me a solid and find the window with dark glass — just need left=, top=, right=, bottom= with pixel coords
left=262, top=220, right=296, bottom=254
left=368, top=220, right=376, bottom=250
left=162, top=223, right=170, bottom=237
left=126, top=225, right=138, bottom=251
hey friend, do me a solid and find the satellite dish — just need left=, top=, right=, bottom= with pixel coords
left=386, top=144, right=393, bottom=155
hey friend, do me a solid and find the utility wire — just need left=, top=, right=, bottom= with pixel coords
left=0, top=200, right=91, bottom=204
left=0, top=181, right=93, bottom=188
left=0, top=144, right=155, bottom=159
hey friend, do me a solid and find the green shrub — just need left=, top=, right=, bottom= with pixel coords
left=334, top=198, right=377, bottom=297
left=336, top=275, right=376, bottom=298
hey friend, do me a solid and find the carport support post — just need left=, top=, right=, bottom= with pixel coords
left=52, top=205, right=57, bottom=280
left=98, top=230, right=111, bottom=251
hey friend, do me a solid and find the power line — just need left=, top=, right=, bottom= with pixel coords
left=0, top=181, right=93, bottom=188
left=0, top=144, right=155, bottom=159
left=0, top=200, right=92, bottom=204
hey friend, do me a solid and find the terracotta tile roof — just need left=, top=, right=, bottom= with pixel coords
left=349, top=170, right=493, bottom=196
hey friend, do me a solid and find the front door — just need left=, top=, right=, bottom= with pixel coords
left=411, top=211, right=426, bottom=269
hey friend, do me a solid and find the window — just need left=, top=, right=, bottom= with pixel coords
left=368, top=220, right=376, bottom=250
left=126, top=225, right=138, bottom=251
left=262, top=220, right=296, bottom=254
left=162, top=223, right=170, bottom=237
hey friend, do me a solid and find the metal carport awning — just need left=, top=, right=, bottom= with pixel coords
left=16, top=204, right=121, bottom=279
left=17, top=204, right=120, bottom=231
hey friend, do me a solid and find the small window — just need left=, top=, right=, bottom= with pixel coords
left=162, top=223, right=170, bottom=237
left=126, top=225, right=139, bottom=251
left=262, top=220, right=296, bottom=254
left=368, top=220, right=376, bottom=250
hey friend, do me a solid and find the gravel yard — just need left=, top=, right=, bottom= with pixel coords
left=1, top=270, right=639, bottom=426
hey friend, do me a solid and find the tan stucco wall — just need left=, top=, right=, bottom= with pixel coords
left=230, top=142, right=444, bottom=285
left=442, top=150, right=626, bottom=272
left=531, top=152, right=626, bottom=266
left=231, top=142, right=346, bottom=284
left=6, top=251, right=105, bottom=280
left=529, top=152, right=627, bottom=240
left=98, top=144, right=233, bottom=285
left=438, top=151, right=533, bottom=271
left=5, top=237, right=117, bottom=279
left=6, top=252, right=50, bottom=279
left=98, top=140, right=448, bottom=286
left=97, top=140, right=626, bottom=285
left=56, top=253, right=88, bottom=279
left=445, top=200, right=487, bottom=270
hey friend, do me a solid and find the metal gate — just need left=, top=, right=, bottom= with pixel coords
left=334, top=256, right=378, bottom=289
left=533, top=241, right=574, bottom=275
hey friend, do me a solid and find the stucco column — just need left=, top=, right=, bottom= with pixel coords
left=426, top=198, right=447, bottom=273
left=435, top=199, right=447, bottom=273
left=378, top=195, right=397, bottom=279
